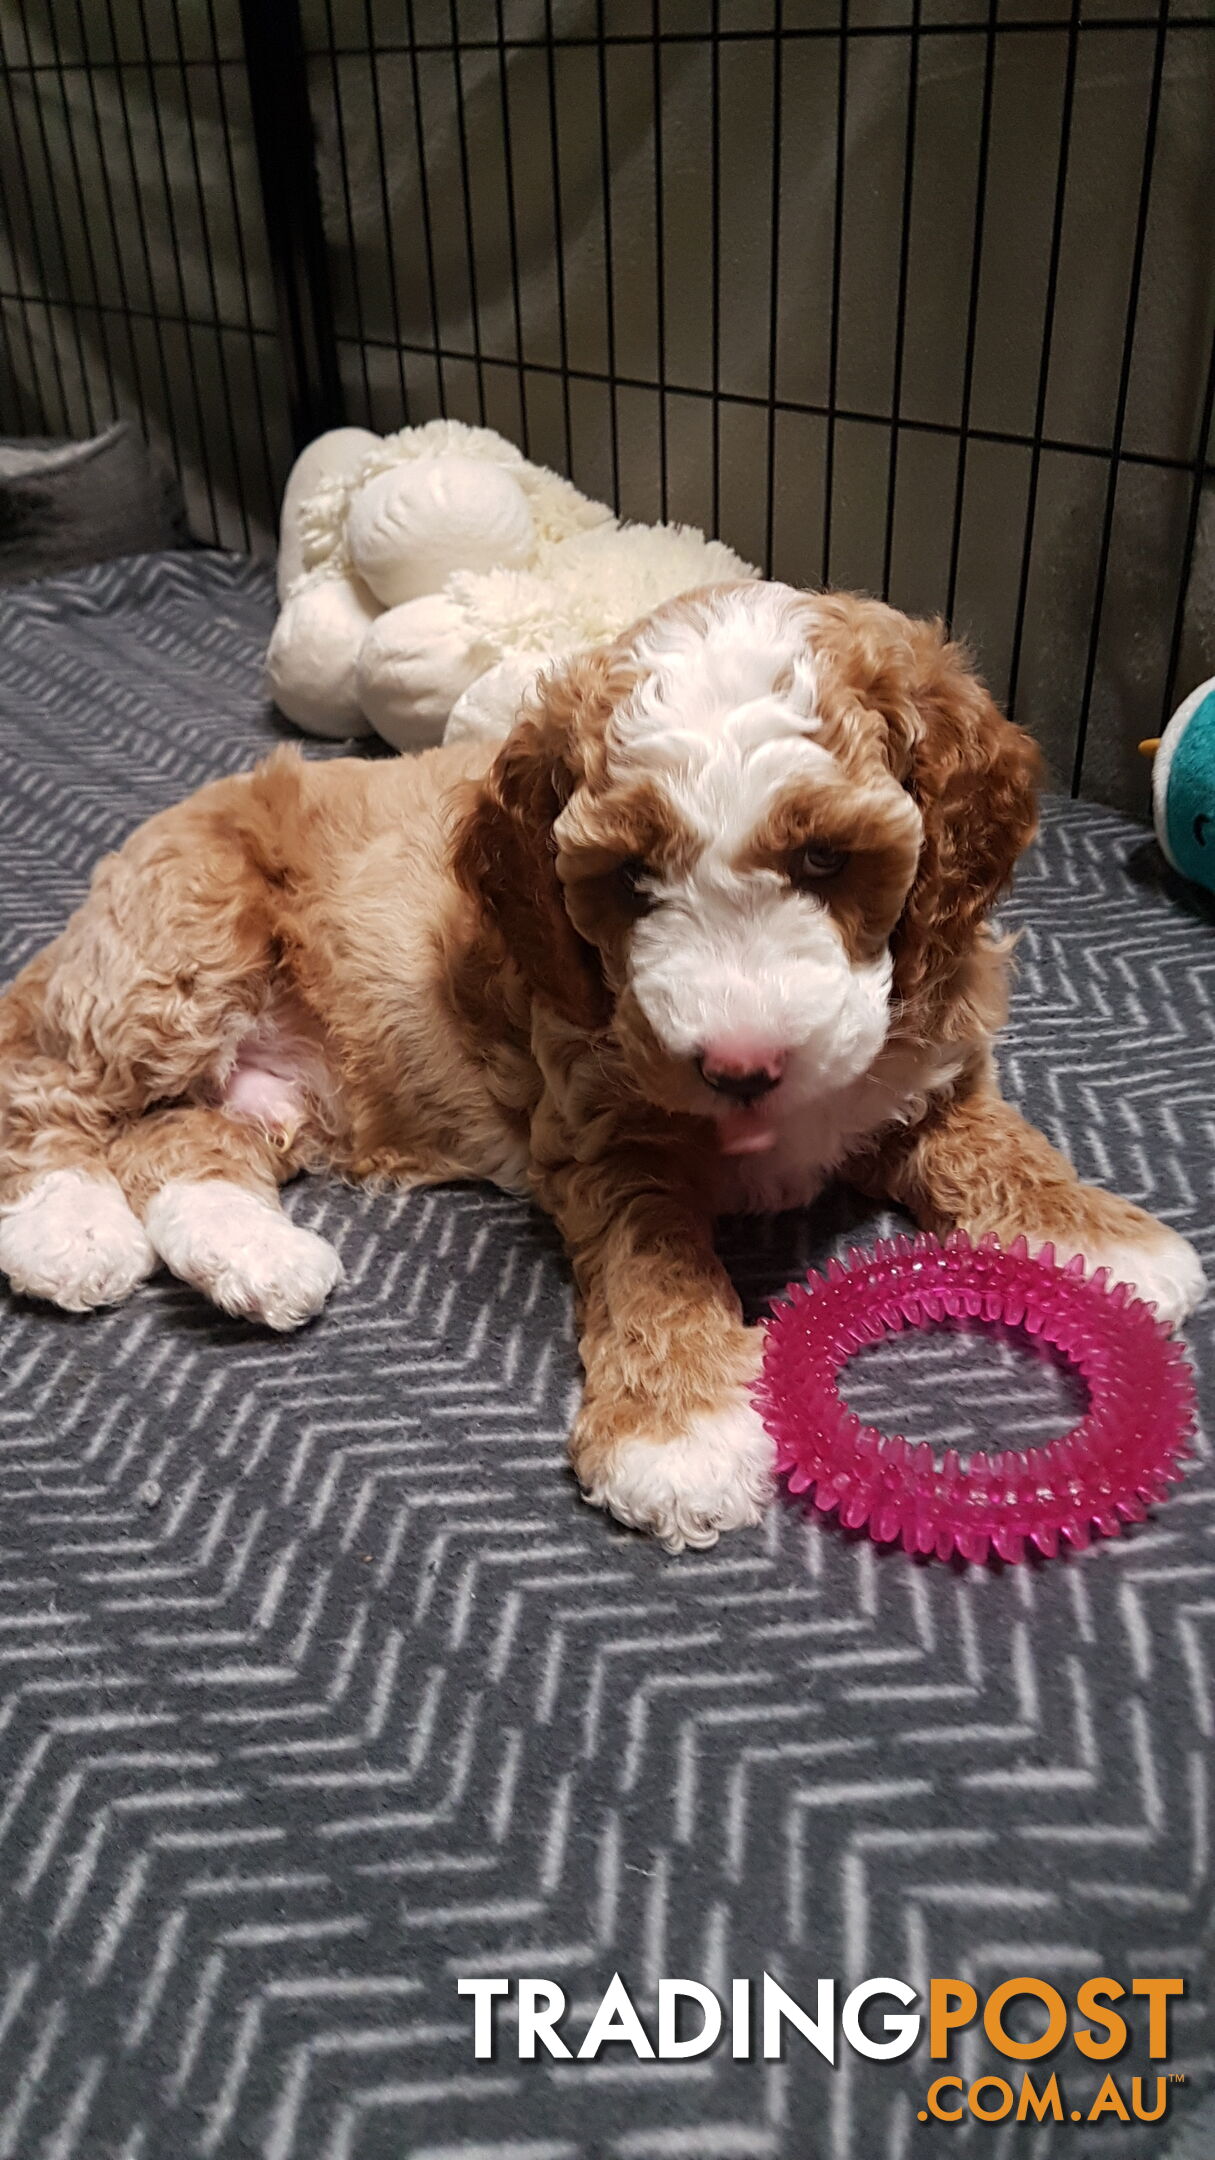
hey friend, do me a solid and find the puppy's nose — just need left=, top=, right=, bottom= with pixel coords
left=696, top=1046, right=786, bottom=1104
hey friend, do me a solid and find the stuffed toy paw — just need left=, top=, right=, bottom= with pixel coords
left=266, top=419, right=757, bottom=751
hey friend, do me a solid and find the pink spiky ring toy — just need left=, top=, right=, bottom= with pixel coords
left=755, top=1231, right=1196, bottom=1564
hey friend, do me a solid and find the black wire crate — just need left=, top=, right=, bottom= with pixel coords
left=1, top=0, right=1212, bottom=811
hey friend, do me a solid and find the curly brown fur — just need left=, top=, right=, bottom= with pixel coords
left=0, top=584, right=1202, bottom=1538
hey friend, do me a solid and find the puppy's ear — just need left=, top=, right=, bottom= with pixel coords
left=453, top=698, right=610, bottom=1032
left=887, top=621, right=1042, bottom=1015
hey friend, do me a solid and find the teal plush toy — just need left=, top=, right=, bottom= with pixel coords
left=1141, top=677, right=1215, bottom=896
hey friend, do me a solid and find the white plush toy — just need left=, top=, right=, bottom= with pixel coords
left=266, top=419, right=757, bottom=751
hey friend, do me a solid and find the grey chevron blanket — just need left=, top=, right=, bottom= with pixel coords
left=0, top=550, right=1211, bottom=2160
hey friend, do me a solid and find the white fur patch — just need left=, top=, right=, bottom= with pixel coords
left=614, top=581, right=820, bottom=765
left=605, top=589, right=834, bottom=858
left=144, top=1179, right=343, bottom=1331
left=581, top=1387, right=774, bottom=1553
left=1043, top=1224, right=1206, bottom=1329
left=588, top=583, right=915, bottom=1117
left=628, top=867, right=894, bottom=1104
left=0, top=1169, right=157, bottom=1313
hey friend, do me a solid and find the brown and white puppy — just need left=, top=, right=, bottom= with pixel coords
left=0, top=584, right=1203, bottom=1549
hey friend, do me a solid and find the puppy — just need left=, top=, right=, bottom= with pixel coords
left=0, top=585, right=1203, bottom=1548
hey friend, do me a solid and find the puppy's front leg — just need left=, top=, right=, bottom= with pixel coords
left=860, top=1080, right=1205, bottom=1327
left=541, top=1152, right=772, bottom=1551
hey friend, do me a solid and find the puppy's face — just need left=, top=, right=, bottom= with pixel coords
left=458, top=582, right=1040, bottom=1148
left=554, top=587, right=923, bottom=1149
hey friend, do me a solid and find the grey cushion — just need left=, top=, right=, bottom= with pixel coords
left=0, top=421, right=189, bottom=582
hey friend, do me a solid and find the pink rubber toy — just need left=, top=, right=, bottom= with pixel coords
left=755, top=1230, right=1196, bottom=1564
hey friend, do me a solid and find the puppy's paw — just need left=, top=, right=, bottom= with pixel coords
left=1037, top=1221, right=1206, bottom=1329
left=144, top=1179, right=343, bottom=1331
left=580, top=1388, right=774, bottom=1553
left=0, top=1170, right=157, bottom=1312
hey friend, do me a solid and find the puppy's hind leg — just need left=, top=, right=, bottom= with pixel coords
left=111, top=1105, right=343, bottom=1333
left=0, top=951, right=157, bottom=1312
left=0, top=773, right=282, bottom=1317
left=0, top=1169, right=156, bottom=1314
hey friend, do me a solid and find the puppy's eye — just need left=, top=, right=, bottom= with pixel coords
left=616, top=858, right=654, bottom=913
left=788, top=843, right=848, bottom=886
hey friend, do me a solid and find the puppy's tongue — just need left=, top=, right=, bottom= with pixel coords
left=716, top=1107, right=779, bottom=1156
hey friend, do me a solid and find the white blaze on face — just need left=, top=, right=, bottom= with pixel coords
left=609, top=585, right=895, bottom=1111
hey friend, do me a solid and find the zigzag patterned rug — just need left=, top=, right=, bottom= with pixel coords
left=0, top=552, right=1211, bottom=2159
